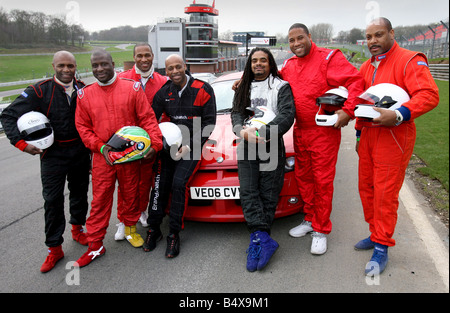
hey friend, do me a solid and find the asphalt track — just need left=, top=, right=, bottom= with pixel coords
left=0, top=124, right=448, bottom=296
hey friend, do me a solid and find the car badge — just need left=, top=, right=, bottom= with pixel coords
left=216, top=157, right=224, bottom=163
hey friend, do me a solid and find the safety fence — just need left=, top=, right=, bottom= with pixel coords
left=429, top=64, right=449, bottom=81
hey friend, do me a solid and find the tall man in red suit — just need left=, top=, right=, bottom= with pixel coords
left=114, top=43, right=167, bottom=240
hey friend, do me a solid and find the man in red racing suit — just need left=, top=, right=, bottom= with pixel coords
left=74, top=50, right=163, bottom=267
left=281, top=23, right=365, bottom=255
left=116, top=43, right=167, bottom=233
left=355, top=18, right=439, bottom=276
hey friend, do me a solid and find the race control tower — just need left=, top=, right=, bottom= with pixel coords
left=184, top=0, right=219, bottom=73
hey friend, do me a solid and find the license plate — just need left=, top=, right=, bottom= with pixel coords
left=190, top=187, right=240, bottom=200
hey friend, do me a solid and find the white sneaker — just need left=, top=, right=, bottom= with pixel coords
left=115, top=222, right=125, bottom=241
left=289, top=220, right=313, bottom=237
left=310, top=232, right=327, bottom=255
left=139, top=211, right=149, bottom=227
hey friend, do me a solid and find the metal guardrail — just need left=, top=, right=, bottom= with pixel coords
left=0, top=79, right=43, bottom=88
left=0, top=71, right=93, bottom=88
left=429, top=64, right=449, bottom=81
left=0, top=68, right=124, bottom=88
left=0, top=102, right=10, bottom=131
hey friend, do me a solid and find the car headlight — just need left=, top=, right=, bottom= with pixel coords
left=285, top=156, right=295, bottom=172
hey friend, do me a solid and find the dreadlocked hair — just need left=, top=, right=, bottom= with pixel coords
left=232, top=47, right=280, bottom=115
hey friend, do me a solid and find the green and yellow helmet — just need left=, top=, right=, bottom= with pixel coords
left=106, top=126, right=151, bottom=164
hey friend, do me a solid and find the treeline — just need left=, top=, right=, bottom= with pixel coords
left=335, top=23, right=447, bottom=44
left=0, top=8, right=88, bottom=48
left=272, top=22, right=446, bottom=45
left=90, top=25, right=149, bottom=42
left=0, top=7, right=149, bottom=48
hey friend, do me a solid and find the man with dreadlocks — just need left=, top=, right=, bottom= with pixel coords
left=231, top=47, right=295, bottom=272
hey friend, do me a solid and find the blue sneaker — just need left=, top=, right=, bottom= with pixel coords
left=255, top=231, right=279, bottom=271
left=365, top=243, right=389, bottom=276
left=246, top=233, right=261, bottom=272
left=354, top=236, right=375, bottom=250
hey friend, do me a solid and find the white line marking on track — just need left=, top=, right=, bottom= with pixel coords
left=400, top=181, right=449, bottom=291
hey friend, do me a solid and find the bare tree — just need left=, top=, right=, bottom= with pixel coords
left=0, top=7, right=86, bottom=48
left=310, top=23, right=334, bottom=44
left=348, top=28, right=364, bottom=44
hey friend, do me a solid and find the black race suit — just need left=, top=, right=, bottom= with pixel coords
left=147, top=73, right=216, bottom=234
left=0, top=77, right=91, bottom=247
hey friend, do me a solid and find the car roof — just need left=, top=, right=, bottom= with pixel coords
left=192, top=73, right=215, bottom=76
left=213, top=71, right=243, bottom=83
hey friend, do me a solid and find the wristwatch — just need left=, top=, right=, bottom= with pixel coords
left=394, top=110, right=403, bottom=126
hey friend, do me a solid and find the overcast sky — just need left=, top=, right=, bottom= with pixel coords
left=0, top=0, right=448, bottom=36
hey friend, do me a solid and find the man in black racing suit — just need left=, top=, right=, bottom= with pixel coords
left=142, top=54, right=216, bottom=258
left=0, top=51, right=91, bottom=273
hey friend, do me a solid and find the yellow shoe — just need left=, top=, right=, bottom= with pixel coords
left=124, top=225, right=144, bottom=248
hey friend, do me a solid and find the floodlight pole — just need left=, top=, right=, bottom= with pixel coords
left=246, top=33, right=252, bottom=57
left=440, top=21, right=449, bottom=58
left=428, top=26, right=436, bottom=59
left=419, top=30, right=427, bottom=53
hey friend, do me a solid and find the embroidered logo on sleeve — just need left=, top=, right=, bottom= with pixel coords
left=417, top=61, right=428, bottom=67
left=21, top=92, right=28, bottom=98
left=77, top=89, right=84, bottom=99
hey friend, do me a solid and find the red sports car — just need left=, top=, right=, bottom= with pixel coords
left=184, top=72, right=303, bottom=222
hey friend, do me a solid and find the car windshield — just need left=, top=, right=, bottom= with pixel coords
left=211, top=79, right=235, bottom=113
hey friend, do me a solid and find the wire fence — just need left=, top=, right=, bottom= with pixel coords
left=399, top=40, right=449, bottom=59
left=399, top=21, right=449, bottom=59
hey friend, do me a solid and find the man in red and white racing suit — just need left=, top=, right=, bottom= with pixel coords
left=115, top=43, right=167, bottom=234
left=281, top=23, right=365, bottom=255
left=355, top=18, right=439, bottom=275
left=74, top=50, right=163, bottom=267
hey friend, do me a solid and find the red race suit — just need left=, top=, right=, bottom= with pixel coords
left=280, top=42, right=365, bottom=234
left=118, top=66, right=168, bottom=217
left=357, top=41, right=439, bottom=246
left=75, top=76, right=163, bottom=243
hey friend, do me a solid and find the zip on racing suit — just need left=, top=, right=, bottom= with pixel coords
left=280, top=42, right=365, bottom=234
left=356, top=41, right=439, bottom=247
left=75, top=76, right=163, bottom=243
left=231, top=74, right=295, bottom=234
left=147, top=72, right=217, bottom=234
left=0, top=77, right=91, bottom=247
left=117, top=66, right=168, bottom=219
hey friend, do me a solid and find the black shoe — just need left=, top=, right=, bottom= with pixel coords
left=165, top=233, right=180, bottom=258
left=143, top=228, right=163, bottom=252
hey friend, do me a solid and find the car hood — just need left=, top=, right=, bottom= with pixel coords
left=200, top=114, right=295, bottom=169
left=201, top=114, right=239, bottom=169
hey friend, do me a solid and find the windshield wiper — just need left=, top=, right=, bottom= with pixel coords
left=217, top=108, right=233, bottom=114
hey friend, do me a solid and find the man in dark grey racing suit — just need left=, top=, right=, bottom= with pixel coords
left=231, top=47, right=295, bottom=272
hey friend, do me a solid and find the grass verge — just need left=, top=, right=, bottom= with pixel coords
left=0, top=46, right=134, bottom=83
left=409, top=79, right=449, bottom=227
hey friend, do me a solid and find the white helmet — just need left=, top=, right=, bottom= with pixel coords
left=315, top=87, right=348, bottom=126
left=244, top=106, right=276, bottom=129
left=355, top=83, right=410, bottom=119
left=17, top=111, right=54, bottom=149
left=159, top=122, right=182, bottom=151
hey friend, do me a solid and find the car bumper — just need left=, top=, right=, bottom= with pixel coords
left=184, top=168, right=303, bottom=222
